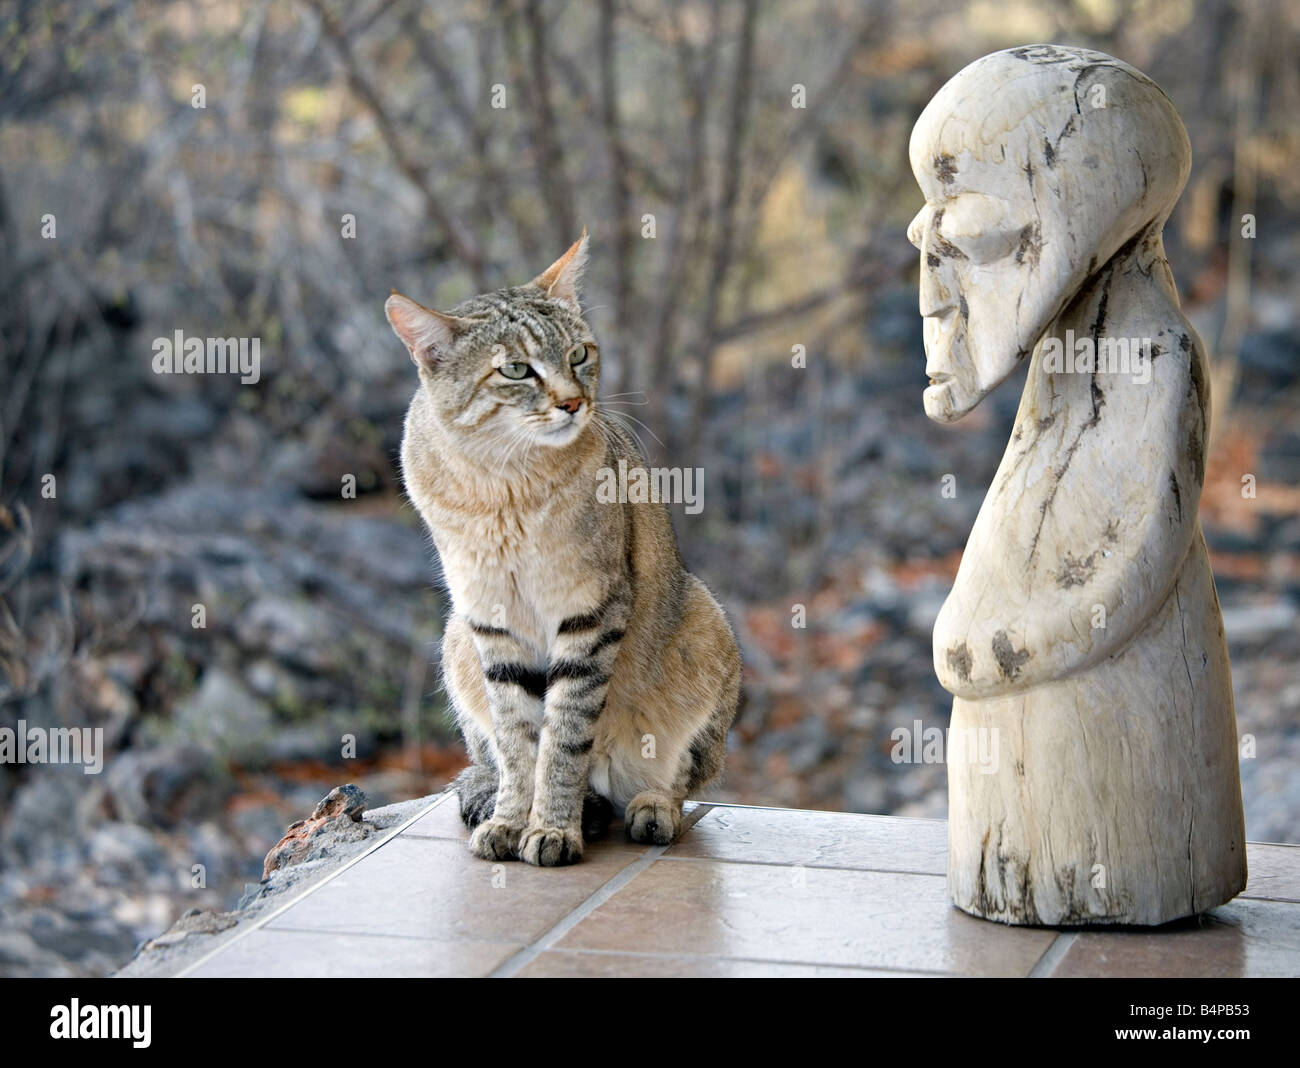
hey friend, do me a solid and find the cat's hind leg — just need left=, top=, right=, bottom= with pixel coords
left=581, top=789, right=614, bottom=840
left=454, top=760, right=498, bottom=828
left=609, top=577, right=741, bottom=844
left=624, top=790, right=684, bottom=845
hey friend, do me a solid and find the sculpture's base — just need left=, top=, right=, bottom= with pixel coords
left=947, top=547, right=1247, bottom=926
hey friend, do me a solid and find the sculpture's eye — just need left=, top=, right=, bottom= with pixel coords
left=567, top=343, right=590, bottom=367
left=936, top=194, right=1025, bottom=264
left=499, top=361, right=532, bottom=380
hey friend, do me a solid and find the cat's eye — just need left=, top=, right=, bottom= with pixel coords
left=499, top=361, right=532, bottom=380
left=567, top=343, right=590, bottom=367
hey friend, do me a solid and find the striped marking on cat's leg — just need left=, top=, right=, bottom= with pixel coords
left=519, top=585, right=632, bottom=867
left=467, top=624, right=545, bottom=862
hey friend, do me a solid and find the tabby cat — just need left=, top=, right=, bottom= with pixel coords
left=386, top=234, right=741, bottom=867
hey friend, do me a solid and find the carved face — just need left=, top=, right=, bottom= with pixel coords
left=908, top=46, right=1189, bottom=423
left=907, top=136, right=1061, bottom=423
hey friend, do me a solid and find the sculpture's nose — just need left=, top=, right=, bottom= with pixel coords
left=913, top=207, right=957, bottom=317
left=918, top=236, right=956, bottom=319
left=907, top=206, right=928, bottom=250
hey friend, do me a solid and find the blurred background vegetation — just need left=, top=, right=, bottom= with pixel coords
left=0, top=0, right=1297, bottom=975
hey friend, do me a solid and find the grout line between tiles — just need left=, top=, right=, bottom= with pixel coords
left=488, top=803, right=715, bottom=978
left=487, top=848, right=667, bottom=977
left=1027, top=932, right=1078, bottom=978
left=173, top=792, right=453, bottom=978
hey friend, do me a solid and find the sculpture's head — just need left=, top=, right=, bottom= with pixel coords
left=908, top=45, right=1190, bottom=422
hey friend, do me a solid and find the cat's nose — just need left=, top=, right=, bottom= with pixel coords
left=556, top=398, right=583, bottom=414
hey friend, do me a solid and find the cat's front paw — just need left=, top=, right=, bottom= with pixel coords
left=518, top=824, right=584, bottom=867
left=469, top=817, right=524, bottom=860
left=624, top=792, right=682, bottom=845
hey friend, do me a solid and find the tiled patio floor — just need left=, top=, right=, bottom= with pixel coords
left=180, top=795, right=1300, bottom=977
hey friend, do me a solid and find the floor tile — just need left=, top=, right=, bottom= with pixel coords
left=401, top=795, right=483, bottom=840
left=557, top=857, right=1053, bottom=974
left=187, top=928, right=517, bottom=978
left=513, top=949, right=928, bottom=977
left=267, top=836, right=640, bottom=943
left=668, top=805, right=947, bottom=874
left=1049, top=899, right=1300, bottom=977
left=398, top=792, right=458, bottom=834
left=1241, top=843, right=1300, bottom=903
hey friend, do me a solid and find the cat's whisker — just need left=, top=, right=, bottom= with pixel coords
left=599, top=413, right=652, bottom=460
left=591, top=418, right=621, bottom=458
left=476, top=426, right=513, bottom=469
left=492, top=425, right=532, bottom=478
left=470, top=427, right=512, bottom=474
left=521, top=425, right=543, bottom=472
left=603, top=409, right=665, bottom=453
left=504, top=425, right=536, bottom=475
left=607, top=411, right=665, bottom=446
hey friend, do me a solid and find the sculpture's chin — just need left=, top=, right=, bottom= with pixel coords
left=923, top=378, right=982, bottom=423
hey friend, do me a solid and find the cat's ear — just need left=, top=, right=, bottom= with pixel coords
left=529, top=228, right=589, bottom=309
left=385, top=292, right=469, bottom=366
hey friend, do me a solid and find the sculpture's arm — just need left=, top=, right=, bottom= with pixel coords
left=934, top=339, right=1208, bottom=699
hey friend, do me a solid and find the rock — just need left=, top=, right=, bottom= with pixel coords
left=86, top=823, right=168, bottom=887
left=1, top=769, right=91, bottom=869
left=1238, top=330, right=1299, bottom=400
left=142, top=907, right=239, bottom=950
left=845, top=771, right=889, bottom=814
left=98, top=745, right=227, bottom=829
left=170, top=668, right=276, bottom=766
left=787, top=715, right=833, bottom=774
left=261, top=784, right=373, bottom=879
left=263, top=711, right=377, bottom=765
left=116, top=790, right=441, bottom=977
left=0, top=927, right=75, bottom=977
left=235, top=597, right=346, bottom=675
left=310, top=783, right=367, bottom=821
left=0, top=903, right=139, bottom=977
left=1220, top=598, right=1299, bottom=645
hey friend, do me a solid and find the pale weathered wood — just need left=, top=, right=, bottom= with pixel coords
left=909, top=45, right=1247, bottom=925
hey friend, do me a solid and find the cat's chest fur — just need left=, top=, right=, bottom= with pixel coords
left=402, top=410, right=609, bottom=653
left=441, top=506, right=585, bottom=647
